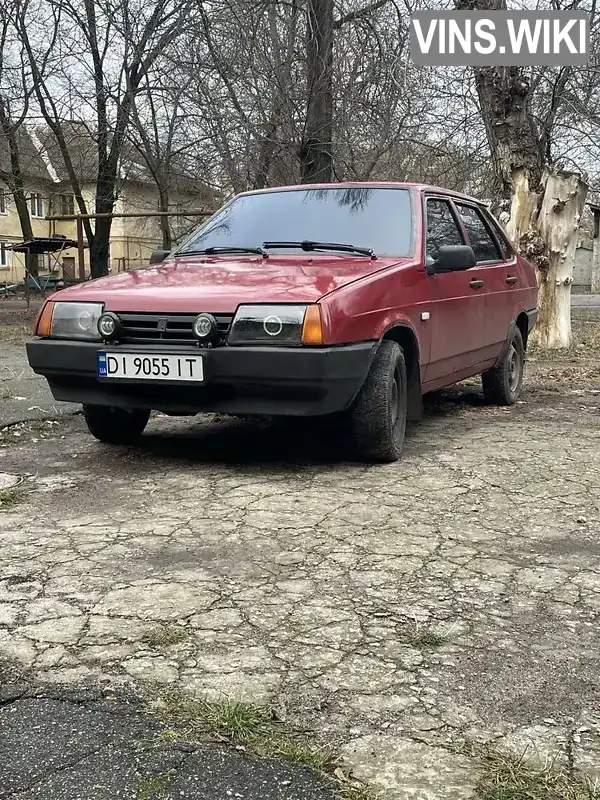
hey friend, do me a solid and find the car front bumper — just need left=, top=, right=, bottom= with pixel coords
left=26, top=339, right=377, bottom=416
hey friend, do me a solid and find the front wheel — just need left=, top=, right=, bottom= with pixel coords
left=83, top=405, right=150, bottom=444
left=348, top=340, right=408, bottom=463
left=482, top=328, right=525, bottom=405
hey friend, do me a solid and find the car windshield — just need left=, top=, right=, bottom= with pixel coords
left=176, top=187, right=413, bottom=258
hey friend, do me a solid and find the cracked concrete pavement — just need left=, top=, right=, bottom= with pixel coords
left=0, top=358, right=599, bottom=798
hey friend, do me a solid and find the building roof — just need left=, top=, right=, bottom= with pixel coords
left=0, top=127, right=55, bottom=183
left=0, top=121, right=216, bottom=203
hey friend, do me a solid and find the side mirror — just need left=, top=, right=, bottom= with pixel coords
left=427, top=245, right=477, bottom=274
left=149, top=250, right=170, bottom=265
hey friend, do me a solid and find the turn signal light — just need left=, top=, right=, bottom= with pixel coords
left=36, top=301, right=55, bottom=337
left=301, top=304, right=323, bottom=345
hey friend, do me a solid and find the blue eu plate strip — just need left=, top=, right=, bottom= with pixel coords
left=97, top=352, right=108, bottom=377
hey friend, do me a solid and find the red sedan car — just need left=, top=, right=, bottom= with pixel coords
left=27, top=183, right=538, bottom=462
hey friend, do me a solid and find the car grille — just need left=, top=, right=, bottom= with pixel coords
left=117, top=312, right=233, bottom=346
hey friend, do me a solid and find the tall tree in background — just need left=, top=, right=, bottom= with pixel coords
left=300, top=0, right=334, bottom=182
left=455, top=0, right=592, bottom=347
left=129, top=77, right=196, bottom=251
left=0, top=2, right=37, bottom=277
left=14, top=0, right=194, bottom=277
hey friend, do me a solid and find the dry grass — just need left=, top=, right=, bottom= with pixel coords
left=155, top=693, right=377, bottom=799
left=140, top=626, right=188, bottom=649
left=527, top=318, right=600, bottom=391
left=0, top=486, right=24, bottom=510
left=465, top=745, right=600, bottom=800
left=398, top=620, right=455, bottom=649
left=0, top=324, right=31, bottom=344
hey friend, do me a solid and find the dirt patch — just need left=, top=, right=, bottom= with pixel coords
left=526, top=316, right=600, bottom=392
left=0, top=297, right=41, bottom=343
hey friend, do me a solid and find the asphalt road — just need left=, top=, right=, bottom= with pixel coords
left=0, top=344, right=77, bottom=428
left=572, top=294, right=600, bottom=307
left=0, top=671, right=336, bottom=800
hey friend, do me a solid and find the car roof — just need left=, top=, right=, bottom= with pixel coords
left=235, top=182, right=486, bottom=207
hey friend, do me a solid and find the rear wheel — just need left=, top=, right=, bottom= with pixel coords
left=348, top=340, right=407, bottom=463
left=83, top=405, right=150, bottom=444
left=482, top=328, right=525, bottom=405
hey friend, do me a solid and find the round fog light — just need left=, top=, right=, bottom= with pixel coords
left=193, top=313, right=217, bottom=340
left=98, top=312, right=120, bottom=339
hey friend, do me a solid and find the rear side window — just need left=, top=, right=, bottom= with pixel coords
left=481, top=207, right=515, bottom=259
left=425, top=199, right=464, bottom=262
left=455, top=203, right=502, bottom=263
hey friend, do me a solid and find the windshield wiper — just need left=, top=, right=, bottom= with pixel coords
left=176, top=246, right=268, bottom=257
left=263, top=240, right=376, bottom=259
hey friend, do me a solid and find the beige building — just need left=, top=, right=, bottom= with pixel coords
left=0, top=126, right=215, bottom=285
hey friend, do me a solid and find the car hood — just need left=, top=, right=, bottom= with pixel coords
left=54, top=255, right=407, bottom=313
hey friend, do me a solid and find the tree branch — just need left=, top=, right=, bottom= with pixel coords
left=333, top=0, right=389, bottom=29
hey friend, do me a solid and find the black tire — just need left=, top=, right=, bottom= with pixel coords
left=83, top=405, right=150, bottom=444
left=482, top=328, right=525, bottom=406
left=349, top=340, right=408, bottom=463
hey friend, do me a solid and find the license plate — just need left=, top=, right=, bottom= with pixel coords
left=97, top=352, right=204, bottom=382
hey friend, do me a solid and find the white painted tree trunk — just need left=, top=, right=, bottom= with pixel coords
left=529, top=171, right=588, bottom=349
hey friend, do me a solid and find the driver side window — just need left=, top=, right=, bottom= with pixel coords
left=426, top=199, right=464, bottom=263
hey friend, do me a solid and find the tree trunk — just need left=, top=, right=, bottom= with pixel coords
left=529, top=171, right=588, bottom=348
left=158, top=186, right=171, bottom=251
left=0, top=95, right=38, bottom=277
left=253, top=106, right=282, bottom=190
left=451, top=12, right=583, bottom=349
left=89, top=180, right=114, bottom=278
left=300, top=0, right=334, bottom=183
left=504, top=168, right=540, bottom=245
left=13, top=193, right=38, bottom=278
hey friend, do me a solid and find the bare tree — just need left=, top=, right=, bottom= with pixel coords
left=129, top=77, right=190, bottom=250
left=0, top=1, right=38, bottom=276
left=454, top=0, right=596, bottom=347
left=14, top=0, right=195, bottom=277
left=300, top=0, right=334, bottom=181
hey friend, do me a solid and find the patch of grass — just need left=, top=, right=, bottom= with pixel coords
left=468, top=745, right=600, bottom=800
left=0, top=487, right=24, bottom=510
left=141, top=626, right=188, bottom=649
left=155, top=693, right=377, bottom=799
left=399, top=622, right=450, bottom=649
left=138, top=769, right=176, bottom=800
left=159, top=693, right=279, bottom=745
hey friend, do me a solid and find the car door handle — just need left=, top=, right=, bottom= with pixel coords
left=469, top=279, right=485, bottom=289
left=505, top=276, right=518, bottom=285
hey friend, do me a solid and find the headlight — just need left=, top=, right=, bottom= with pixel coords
left=37, top=301, right=104, bottom=340
left=228, top=304, right=323, bottom=346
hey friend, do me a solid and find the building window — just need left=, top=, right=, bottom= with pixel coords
left=30, top=192, right=44, bottom=218
left=0, top=242, right=9, bottom=268
left=60, top=194, right=75, bottom=216
left=0, top=188, right=7, bottom=215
